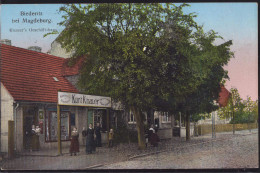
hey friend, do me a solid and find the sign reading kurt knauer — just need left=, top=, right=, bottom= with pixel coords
left=58, top=92, right=111, bottom=108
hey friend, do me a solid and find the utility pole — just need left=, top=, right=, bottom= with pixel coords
left=57, top=103, right=62, bottom=155
left=179, top=112, right=181, bottom=137
left=107, top=108, right=110, bottom=146
left=212, top=112, right=216, bottom=138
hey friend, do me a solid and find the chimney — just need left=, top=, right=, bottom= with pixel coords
left=28, top=46, right=42, bottom=52
left=1, top=39, right=11, bottom=45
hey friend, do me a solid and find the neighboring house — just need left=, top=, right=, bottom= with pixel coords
left=49, top=40, right=74, bottom=59
left=198, top=85, right=231, bottom=125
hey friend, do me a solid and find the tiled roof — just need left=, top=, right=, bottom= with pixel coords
left=61, top=56, right=85, bottom=76
left=1, top=44, right=79, bottom=103
left=218, top=85, right=231, bottom=107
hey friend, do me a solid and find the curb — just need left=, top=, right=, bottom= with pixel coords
left=16, top=152, right=71, bottom=157
left=16, top=154, right=60, bottom=157
left=84, top=164, right=104, bottom=169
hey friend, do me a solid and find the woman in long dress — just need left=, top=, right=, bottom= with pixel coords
left=70, top=127, right=79, bottom=156
left=85, top=123, right=95, bottom=154
left=95, top=123, right=102, bottom=147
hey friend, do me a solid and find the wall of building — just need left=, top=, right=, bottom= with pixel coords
left=76, top=107, right=87, bottom=146
left=157, top=128, right=172, bottom=139
left=0, top=83, right=14, bottom=152
left=65, top=75, right=81, bottom=91
left=198, top=111, right=231, bottom=125
left=50, top=41, right=74, bottom=59
left=15, top=107, right=23, bottom=152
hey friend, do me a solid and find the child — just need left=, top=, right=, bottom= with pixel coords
left=108, top=129, right=114, bottom=148
left=70, top=127, right=79, bottom=156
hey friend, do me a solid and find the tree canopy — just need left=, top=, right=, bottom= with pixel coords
left=47, top=3, right=233, bottom=148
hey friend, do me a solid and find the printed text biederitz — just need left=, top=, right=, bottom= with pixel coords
left=20, top=11, right=43, bottom=16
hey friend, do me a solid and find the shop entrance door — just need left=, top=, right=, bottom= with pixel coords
left=24, top=116, right=33, bottom=149
left=87, top=109, right=93, bottom=127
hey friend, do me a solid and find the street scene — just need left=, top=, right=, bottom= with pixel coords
left=1, top=129, right=258, bottom=170
left=99, top=130, right=258, bottom=169
left=0, top=3, right=258, bottom=171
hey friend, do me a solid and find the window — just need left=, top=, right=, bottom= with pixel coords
left=52, top=77, right=59, bottom=81
left=71, top=113, right=75, bottom=126
left=128, top=110, right=136, bottom=124
left=162, top=112, right=170, bottom=123
left=46, top=111, right=70, bottom=142
left=93, top=109, right=102, bottom=127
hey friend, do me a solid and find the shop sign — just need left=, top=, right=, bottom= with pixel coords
left=58, top=92, right=111, bottom=108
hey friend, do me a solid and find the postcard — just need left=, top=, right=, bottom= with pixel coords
left=0, top=3, right=258, bottom=171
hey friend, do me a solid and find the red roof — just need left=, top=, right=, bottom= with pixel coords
left=61, top=56, right=85, bottom=76
left=1, top=44, right=79, bottom=103
left=218, top=85, right=231, bottom=107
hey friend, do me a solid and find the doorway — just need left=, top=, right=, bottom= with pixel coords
left=23, top=116, right=33, bottom=149
left=23, top=106, right=37, bottom=150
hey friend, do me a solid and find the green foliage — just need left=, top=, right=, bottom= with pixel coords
left=51, top=3, right=233, bottom=111
left=229, top=111, right=255, bottom=124
left=192, top=113, right=211, bottom=122
left=113, top=114, right=138, bottom=143
left=128, top=130, right=138, bottom=143
left=47, top=3, right=233, bottom=146
left=113, top=117, right=130, bottom=143
left=242, top=96, right=258, bottom=123
left=218, top=88, right=258, bottom=124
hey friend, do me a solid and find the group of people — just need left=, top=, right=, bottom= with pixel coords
left=69, top=123, right=159, bottom=156
left=145, top=124, right=160, bottom=147
left=69, top=123, right=114, bottom=156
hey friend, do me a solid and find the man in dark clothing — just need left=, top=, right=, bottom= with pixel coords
left=95, top=123, right=102, bottom=147
left=83, top=123, right=95, bottom=154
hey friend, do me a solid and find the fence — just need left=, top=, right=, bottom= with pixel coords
left=197, top=122, right=258, bottom=136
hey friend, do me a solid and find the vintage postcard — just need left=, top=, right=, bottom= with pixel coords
left=0, top=2, right=258, bottom=171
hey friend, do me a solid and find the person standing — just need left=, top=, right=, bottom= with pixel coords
left=108, top=129, right=114, bottom=148
left=85, top=123, right=95, bottom=154
left=150, top=129, right=160, bottom=147
left=95, top=123, right=102, bottom=147
left=70, top=127, right=79, bottom=156
left=148, top=124, right=155, bottom=143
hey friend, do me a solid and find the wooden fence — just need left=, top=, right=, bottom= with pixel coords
left=197, top=122, right=258, bottom=136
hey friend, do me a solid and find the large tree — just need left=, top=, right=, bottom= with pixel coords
left=47, top=3, right=233, bottom=148
left=160, top=26, right=233, bottom=140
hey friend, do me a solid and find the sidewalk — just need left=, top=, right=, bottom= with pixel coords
left=1, top=128, right=258, bottom=170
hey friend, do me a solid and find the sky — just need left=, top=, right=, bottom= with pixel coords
left=1, top=3, right=258, bottom=101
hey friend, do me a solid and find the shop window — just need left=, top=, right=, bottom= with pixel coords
left=94, top=110, right=102, bottom=127
left=101, top=112, right=107, bottom=132
left=162, top=112, right=170, bottom=123
left=45, top=111, right=70, bottom=142
left=71, top=113, right=75, bottom=126
left=128, top=110, right=136, bottom=124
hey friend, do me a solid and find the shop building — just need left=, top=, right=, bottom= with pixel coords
left=0, top=43, right=113, bottom=154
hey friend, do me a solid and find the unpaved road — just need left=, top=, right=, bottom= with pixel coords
left=99, top=133, right=258, bottom=169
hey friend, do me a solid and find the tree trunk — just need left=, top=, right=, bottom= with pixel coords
left=186, top=112, right=190, bottom=141
left=131, top=106, right=146, bottom=150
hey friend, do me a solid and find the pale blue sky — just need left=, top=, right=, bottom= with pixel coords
left=1, top=3, right=257, bottom=52
left=1, top=3, right=258, bottom=100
